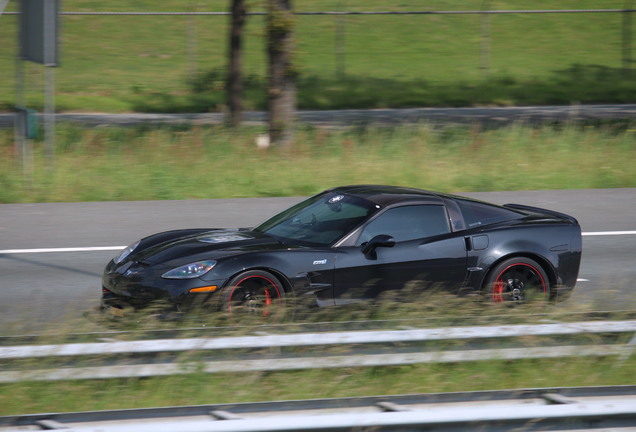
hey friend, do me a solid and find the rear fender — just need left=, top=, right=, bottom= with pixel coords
left=503, top=204, right=579, bottom=225
left=466, top=232, right=562, bottom=298
left=478, top=253, right=558, bottom=298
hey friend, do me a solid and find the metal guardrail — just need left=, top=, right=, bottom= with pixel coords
left=4, top=105, right=636, bottom=130
left=1, top=320, right=635, bottom=383
left=2, top=386, right=636, bottom=431
left=3, top=9, right=635, bottom=15
left=3, top=309, right=635, bottom=346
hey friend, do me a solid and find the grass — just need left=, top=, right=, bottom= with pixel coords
left=1, top=121, right=635, bottom=204
left=2, top=357, right=635, bottom=415
left=0, top=0, right=634, bottom=112
left=1, top=293, right=636, bottom=416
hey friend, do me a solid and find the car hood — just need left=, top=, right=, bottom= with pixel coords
left=133, top=229, right=291, bottom=266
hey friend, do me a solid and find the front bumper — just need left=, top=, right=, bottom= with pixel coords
left=101, top=259, right=227, bottom=312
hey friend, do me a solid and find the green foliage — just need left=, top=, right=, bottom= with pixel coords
left=267, top=7, right=296, bottom=39
left=130, top=65, right=636, bottom=112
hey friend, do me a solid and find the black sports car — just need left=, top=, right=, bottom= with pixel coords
left=101, top=185, right=582, bottom=319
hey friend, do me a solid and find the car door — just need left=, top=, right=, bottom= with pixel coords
left=332, top=204, right=468, bottom=304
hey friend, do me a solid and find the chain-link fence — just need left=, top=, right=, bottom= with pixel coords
left=0, top=1, right=633, bottom=112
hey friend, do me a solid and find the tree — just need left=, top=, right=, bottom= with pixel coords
left=266, top=0, right=296, bottom=147
left=227, top=0, right=247, bottom=126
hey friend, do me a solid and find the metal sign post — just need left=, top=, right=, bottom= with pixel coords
left=16, top=0, right=59, bottom=176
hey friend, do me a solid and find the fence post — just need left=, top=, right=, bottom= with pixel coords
left=480, top=0, right=491, bottom=78
left=335, top=0, right=346, bottom=78
left=623, top=1, right=634, bottom=76
left=188, top=2, right=198, bottom=79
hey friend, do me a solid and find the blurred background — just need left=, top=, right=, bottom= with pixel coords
left=0, top=0, right=634, bottom=113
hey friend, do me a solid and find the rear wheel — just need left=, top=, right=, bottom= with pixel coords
left=484, top=257, right=550, bottom=307
left=220, top=270, right=286, bottom=323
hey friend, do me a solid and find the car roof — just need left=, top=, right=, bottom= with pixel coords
left=328, top=185, right=448, bottom=207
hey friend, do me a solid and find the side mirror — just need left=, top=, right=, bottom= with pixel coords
left=361, top=234, right=395, bottom=259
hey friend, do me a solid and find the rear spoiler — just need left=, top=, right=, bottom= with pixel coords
left=503, top=203, right=579, bottom=225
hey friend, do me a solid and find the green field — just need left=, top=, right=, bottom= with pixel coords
left=1, top=0, right=634, bottom=112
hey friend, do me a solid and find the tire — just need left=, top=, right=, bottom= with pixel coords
left=483, top=257, right=550, bottom=307
left=220, top=270, right=287, bottom=323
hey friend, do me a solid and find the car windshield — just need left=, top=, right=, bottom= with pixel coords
left=255, top=192, right=379, bottom=246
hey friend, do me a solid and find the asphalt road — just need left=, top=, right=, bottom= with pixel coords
left=1, top=189, right=635, bottom=334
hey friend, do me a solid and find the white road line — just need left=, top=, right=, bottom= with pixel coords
left=0, top=246, right=125, bottom=254
left=582, top=231, right=636, bottom=236
left=1, top=231, right=634, bottom=255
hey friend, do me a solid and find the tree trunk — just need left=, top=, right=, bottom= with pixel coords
left=227, top=0, right=246, bottom=126
left=267, top=0, right=296, bottom=147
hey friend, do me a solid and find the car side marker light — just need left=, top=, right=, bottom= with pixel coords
left=189, top=286, right=218, bottom=293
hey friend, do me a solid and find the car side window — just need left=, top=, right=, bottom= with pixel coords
left=456, top=199, right=523, bottom=228
left=356, top=205, right=450, bottom=245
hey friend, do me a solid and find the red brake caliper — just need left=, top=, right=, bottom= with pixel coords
left=264, top=288, right=272, bottom=306
left=262, top=288, right=273, bottom=317
left=492, top=280, right=505, bottom=303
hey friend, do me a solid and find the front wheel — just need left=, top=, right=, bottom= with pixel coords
left=484, top=257, right=550, bottom=307
left=220, top=270, right=287, bottom=324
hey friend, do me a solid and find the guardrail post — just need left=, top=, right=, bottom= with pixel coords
left=617, top=331, right=636, bottom=363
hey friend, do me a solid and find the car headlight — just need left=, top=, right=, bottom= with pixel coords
left=162, top=260, right=217, bottom=279
left=114, top=240, right=140, bottom=264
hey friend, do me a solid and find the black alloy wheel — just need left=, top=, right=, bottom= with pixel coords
left=485, top=257, right=550, bottom=307
left=221, top=270, right=286, bottom=323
